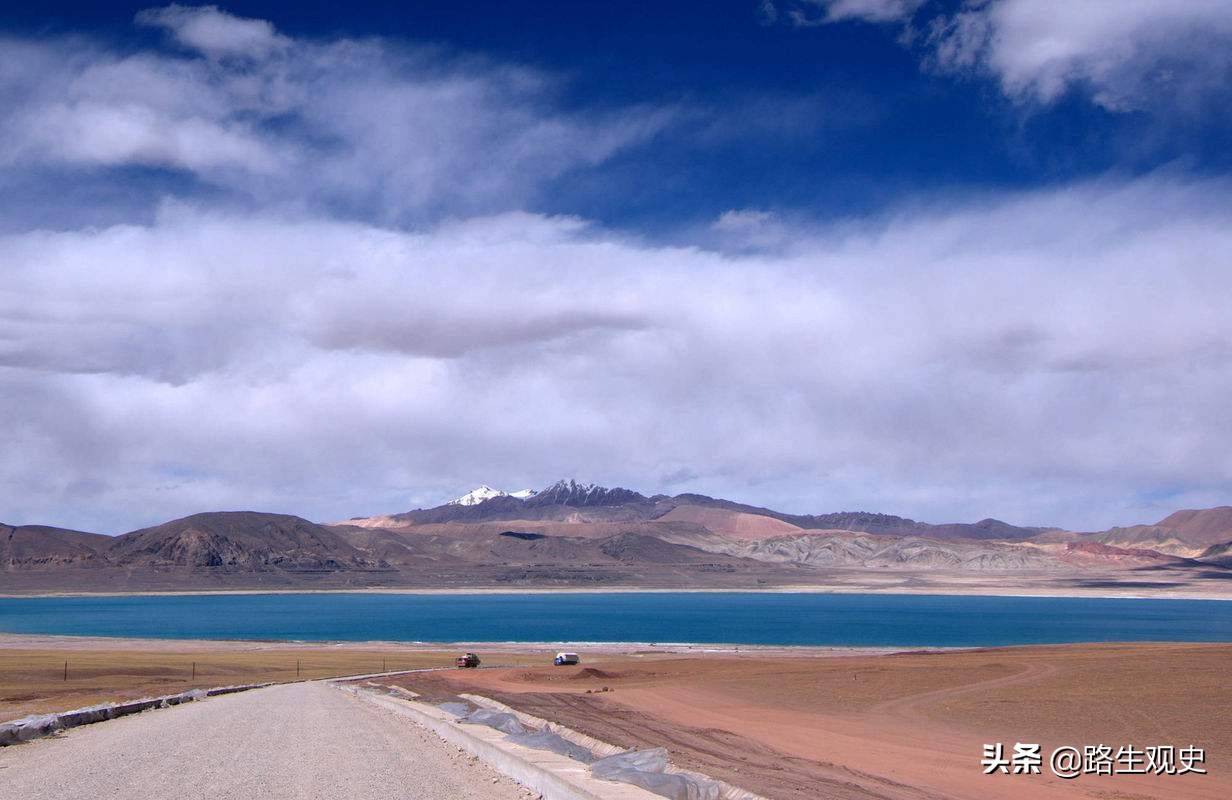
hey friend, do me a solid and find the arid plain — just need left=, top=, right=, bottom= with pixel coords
left=3, top=634, right=1229, bottom=799
left=383, top=642, right=1231, bottom=800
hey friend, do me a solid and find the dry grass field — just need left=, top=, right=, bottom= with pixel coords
left=0, top=637, right=544, bottom=720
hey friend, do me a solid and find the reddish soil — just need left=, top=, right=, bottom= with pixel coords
left=383, top=643, right=1232, bottom=800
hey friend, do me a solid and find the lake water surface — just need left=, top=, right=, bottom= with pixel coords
left=2, top=592, right=1231, bottom=646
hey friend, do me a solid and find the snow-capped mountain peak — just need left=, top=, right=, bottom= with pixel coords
left=445, top=481, right=638, bottom=508
left=527, top=479, right=646, bottom=507
left=446, top=485, right=539, bottom=506
left=447, top=485, right=507, bottom=506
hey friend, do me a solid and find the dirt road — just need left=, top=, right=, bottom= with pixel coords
left=0, top=681, right=529, bottom=800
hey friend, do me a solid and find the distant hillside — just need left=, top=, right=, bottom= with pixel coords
left=667, top=494, right=1054, bottom=540
left=111, top=511, right=381, bottom=571
left=1094, top=507, right=1232, bottom=556
left=2, top=523, right=110, bottom=569
left=1157, top=507, right=1232, bottom=545
left=5, top=484, right=1231, bottom=593
left=1198, top=540, right=1232, bottom=568
left=350, top=482, right=1052, bottom=541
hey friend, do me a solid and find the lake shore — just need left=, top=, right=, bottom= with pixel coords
left=4, top=580, right=1231, bottom=600
left=0, top=630, right=938, bottom=655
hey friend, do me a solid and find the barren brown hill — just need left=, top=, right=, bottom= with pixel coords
left=109, top=511, right=381, bottom=571
left=1157, top=506, right=1232, bottom=544
left=1, top=524, right=111, bottom=569
left=1094, top=506, right=1232, bottom=556
left=661, top=495, right=1055, bottom=540
left=651, top=504, right=804, bottom=540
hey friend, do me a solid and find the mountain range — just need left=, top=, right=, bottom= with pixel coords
left=4, top=480, right=1231, bottom=594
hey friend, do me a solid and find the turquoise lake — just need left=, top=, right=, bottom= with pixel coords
left=2, top=592, right=1231, bottom=646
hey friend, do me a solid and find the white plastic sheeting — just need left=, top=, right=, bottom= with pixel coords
left=458, top=708, right=527, bottom=735
left=591, top=748, right=721, bottom=800
left=436, top=694, right=724, bottom=800
left=505, top=724, right=597, bottom=763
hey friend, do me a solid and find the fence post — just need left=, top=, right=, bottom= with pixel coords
left=63, top=659, right=68, bottom=682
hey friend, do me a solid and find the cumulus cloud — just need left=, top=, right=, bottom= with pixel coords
left=928, top=0, right=1232, bottom=109
left=783, top=0, right=1232, bottom=111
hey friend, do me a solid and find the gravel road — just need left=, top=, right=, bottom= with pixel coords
left=0, top=682, right=531, bottom=799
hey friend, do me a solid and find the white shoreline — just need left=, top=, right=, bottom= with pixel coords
left=8, top=631, right=1222, bottom=655
left=2, top=584, right=1230, bottom=601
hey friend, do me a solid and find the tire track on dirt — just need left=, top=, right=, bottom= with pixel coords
left=869, top=659, right=1062, bottom=723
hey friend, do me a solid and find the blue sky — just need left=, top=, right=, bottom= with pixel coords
left=2, top=2, right=1232, bottom=532
left=6, top=0, right=1228, bottom=232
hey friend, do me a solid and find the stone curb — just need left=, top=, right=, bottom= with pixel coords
left=0, top=683, right=273, bottom=746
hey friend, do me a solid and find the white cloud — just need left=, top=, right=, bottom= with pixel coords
left=3, top=178, right=1232, bottom=532
left=136, top=4, right=289, bottom=59
left=787, top=0, right=1232, bottom=111
left=16, top=101, right=281, bottom=173
left=0, top=10, right=669, bottom=222
left=714, top=209, right=775, bottom=230
left=822, top=0, right=924, bottom=24
left=772, top=0, right=924, bottom=26
left=929, top=0, right=1232, bottom=108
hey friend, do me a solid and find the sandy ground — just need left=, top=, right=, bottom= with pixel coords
left=0, top=681, right=534, bottom=800
left=386, top=643, right=1232, bottom=800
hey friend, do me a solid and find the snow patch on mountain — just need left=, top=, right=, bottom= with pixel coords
left=446, top=480, right=641, bottom=508
left=527, top=479, right=646, bottom=507
left=447, top=485, right=539, bottom=506
left=447, top=485, right=507, bottom=506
